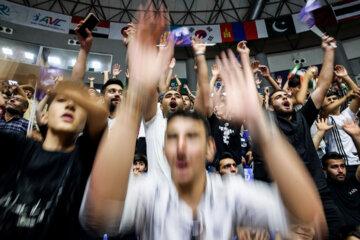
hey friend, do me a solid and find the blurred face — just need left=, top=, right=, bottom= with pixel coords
left=219, top=158, right=238, bottom=175
left=2, top=94, right=9, bottom=105
left=326, top=159, right=346, bottom=182
left=24, top=89, right=33, bottom=99
left=182, top=95, right=191, bottom=110
left=161, top=90, right=184, bottom=117
left=46, top=95, right=87, bottom=135
left=133, top=160, right=147, bottom=174
left=164, top=116, right=208, bottom=186
left=289, top=85, right=300, bottom=96
left=6, top=94, right=27, bottom=115
left=105, top=84, right=123, bottom=112
left=326, top=95, right=340, bottom=114
left=290, top=224, right=315, bottom=240
left=270, top=91, right=293, bottom=116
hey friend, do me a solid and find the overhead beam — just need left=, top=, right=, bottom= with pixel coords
left=246, top=0, right=266, bottom=21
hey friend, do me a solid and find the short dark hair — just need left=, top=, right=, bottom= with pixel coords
left=288, top=75, right=300, bottom=88
left=167, top=110, right=211, bottom=139
left=326, top=88, right=341, bottom=98
left=215, top=152, right=235, bottom=171
left=160, top=89, right=182, bottom=104
left=101, top=79, right=124, bottom=93
left=321, top=152, right=343, bottom=168
left=133, top=154, right=148, bottom=171
left=269, top=89, right=287, bottom=106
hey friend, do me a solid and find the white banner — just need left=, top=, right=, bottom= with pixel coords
left=108, top=22, right=129, bottom=40
left=25, top=8, right=71, bottom=33
left=0, top=0, right=28, bottom=25
left=292, top=13, right=309, bottom=34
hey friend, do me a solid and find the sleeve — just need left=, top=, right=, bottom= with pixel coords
left=228, top=176, right=289, bottom=236
left=340, top=107, right=357, bottom=120
left=300, top=97, right=320, bottom=128
left=0, top=131, right=26, bottom=171
left=119, top=174, right=155, bottom=233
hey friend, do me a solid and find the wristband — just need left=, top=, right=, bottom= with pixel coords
left=195, top=51, right=205, bottom=56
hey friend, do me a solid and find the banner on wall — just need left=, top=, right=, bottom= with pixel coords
left=25, top=8, right=71, bottom=33
left=185, top=24, right=222, bottom=43
left=108, top=22, right=129, bottom=40
left=265, top=15, right=296, bottom=37
left=0, top=0, right=28, bottom=24
left=332, top=0, right=360, bottom=22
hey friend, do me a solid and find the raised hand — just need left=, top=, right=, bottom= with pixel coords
left=263, top=87, right=270, bottom=96
left=125, top=69, right=130, bottom=79
left=321, top=34, right=336, bottom=52
left=306, top=66, right=318, bottom=78
left=315, top=118, right=333, bottom=132
left=112, top=64, right=122, bottom=78
left=127, top=3, right=174, bottom=91
left=258, top=65, right=270, bottom=78
left=334, top=65, right=348, bottom=78
left=74, top=21, right=93, bottom=53
left=191, top=35, right=206, bottom=54
left=251, top=60, right=260, bottom=74
left=169, top=57, right=176, bottom=69
left=343, top=121, right=360, bottom=138
left=211, top=64, right=220, bottom=77
left=236, top=41, right=250, bottom=55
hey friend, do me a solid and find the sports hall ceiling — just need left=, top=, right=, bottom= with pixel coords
left=7, top=0, right=344, bottom=25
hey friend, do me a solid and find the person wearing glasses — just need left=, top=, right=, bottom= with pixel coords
left=0, top=86, right=35, bottom=136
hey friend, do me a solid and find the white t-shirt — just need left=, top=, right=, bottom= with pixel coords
left=144, top=104, right=171, bottom=179
left=107, top=117, right=115, bottom=131
left=325, top=107, right=360, bottom=166
left=119, top=173, right=289, bottom=239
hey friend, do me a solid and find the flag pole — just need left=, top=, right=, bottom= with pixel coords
left=310, top=26, right=337, bottom=48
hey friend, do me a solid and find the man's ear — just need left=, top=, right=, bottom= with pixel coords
left=41, top=112, right=48, bottom=125
left=206, top=137, right=216, bottom=163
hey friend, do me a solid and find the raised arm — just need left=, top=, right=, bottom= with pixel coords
left=209, top=63, right=220, bottom=94
left=112, top=64, right=122, bottom=79
left=80, top=5, right=171, bottom=233
left=174, top=74, right=182, bottom=92
left=71, top=22, right=93, bottom=82
left=101, top=70, right=110, bottom=84
left=258, top=65, right=281, bottom=91
left=193, top=36, right=210, bottom=116
left=294, top=66, right=318, bottom=105
left=310, top=35, right=336, bottom=109
left=312, top=118, right=333, bottom=150
left=343, top=122, right=360, bottom=182
left=218, top=41, right=326, bottom=237
left=36, top=92, right=50, bottom=126
left=321, top=90, right=355, bottom=117
left=334, top=65, right=358, bottom=91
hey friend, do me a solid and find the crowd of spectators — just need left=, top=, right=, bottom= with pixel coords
left=0, top=3, right=359, bottom=240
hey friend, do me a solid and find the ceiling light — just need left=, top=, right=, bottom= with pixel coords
left=48, top=56, right=61, bottom=65
left=24, top=52, right=34, bottom=60
left=91, top=61, right=102, bottom=69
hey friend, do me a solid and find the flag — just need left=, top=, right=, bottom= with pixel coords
left=243, top=20, right=268, bottom=40
left=168, top=27, right=192, bottom=46
left=288, top=65, right=300, bottom=79
left=35, top=67, right=61, bottom=101
left=265, top=15, right=296, bottom=37
left=332, top=0, right=360, bottom=22
left=187, top=25, right=222, bottom=44
left=70, top=16, right=110, bottom=38
left=292, top=13, right=310, bottom=33
left=313, top=6, right=337, bottom=27
left=299, top=0, right=322, bottom=28
left=220, top=23, right=234, bottom=42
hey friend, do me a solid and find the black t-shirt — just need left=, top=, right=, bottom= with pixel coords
left=328, top=175, right=360, bottom=225
left=208, top=114, right=242, bottom=164
left=0, top=131, right=100, bottom=239
left=254, top=98, right=328, bottom=191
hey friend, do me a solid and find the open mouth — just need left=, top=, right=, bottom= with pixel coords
left=283, top=101, right=290, bottom=108
left=111, top=98, right=120, bottom=104
left=169, top=101, right=177, bottom=111
left=61, top=113, right=74, bottom=122
left=176, top=160, right=188, bottom=170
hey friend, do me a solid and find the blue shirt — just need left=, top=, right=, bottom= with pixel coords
left=0, top=115, right=34, bottom=136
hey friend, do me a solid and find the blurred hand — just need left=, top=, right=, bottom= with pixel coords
left=343, top=121, right=360, bottom=138
left=211, top=64, right=220, bottom=77
left=263, top=87, right=270, bottom=96
left=334, top=65, right=348, bottom=78
left=306, top=66, right=318, bottom=77
left=112, top=64, right=122, bottom=77
left=191, top=35, right=206, bottom=53
left=236, top=41, right=250, bottom=55
left=258, top=65, right=270, bottom=78
left=169, top=57, right=176, bottom=69
left=251, top=60, right=260, bottom=74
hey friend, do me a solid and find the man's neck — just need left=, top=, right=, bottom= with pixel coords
left=42, top=129, right=77, bottom=152
left=4, top=111, right=20, bottom=122
left=175, top=171, right=207, bottom=219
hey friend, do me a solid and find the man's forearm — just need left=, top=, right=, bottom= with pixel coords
left=295, top=73, right=311, bottom=105
left=194, top=54, right=210, bottom=115
left=343, top=75, right=358, bottom=91
left=312, top=130, right=325, bottom=150
left=71, top=48, right=89, bottom=81
left=265, top=76, right=281, bottom=91
left=321, top=95, right=348, bottom=117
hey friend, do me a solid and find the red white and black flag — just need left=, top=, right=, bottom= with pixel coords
left=332, top=0, right=360, bottom=22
